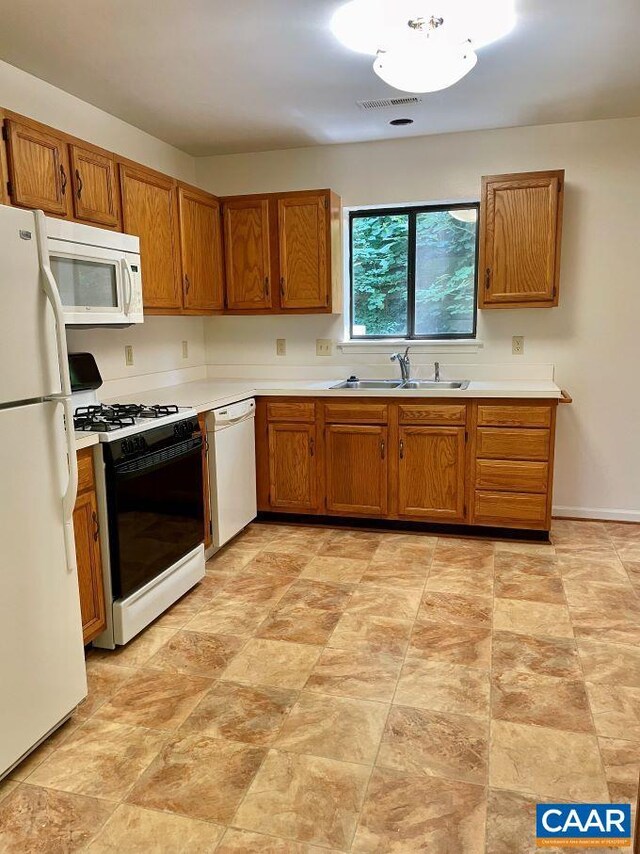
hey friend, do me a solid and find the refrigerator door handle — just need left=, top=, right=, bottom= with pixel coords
left=60, top=395, right=79, bottom=574
left=34, top=210, right=71, bottom=397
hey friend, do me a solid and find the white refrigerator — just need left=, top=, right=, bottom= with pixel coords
left=0, top=205, right=87, bottom=779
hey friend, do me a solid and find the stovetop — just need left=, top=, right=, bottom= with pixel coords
left=73, top=402, right=197, bottom=441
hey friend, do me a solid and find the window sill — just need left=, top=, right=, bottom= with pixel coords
left=338, top=339, right=484, bottom=355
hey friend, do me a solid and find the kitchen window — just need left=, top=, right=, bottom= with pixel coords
left=349, top=203, right=479, bottom=340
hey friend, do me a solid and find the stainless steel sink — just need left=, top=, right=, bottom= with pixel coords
left=330, top=379, right=404, bottom=389
left=402, top=380, right=470, bottom=390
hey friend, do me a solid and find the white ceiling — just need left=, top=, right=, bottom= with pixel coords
left=1, top=0, right=639, bottom=156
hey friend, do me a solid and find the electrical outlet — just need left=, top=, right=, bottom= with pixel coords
left=124, top=345, right=134, bottom=366
left=276, top=338, right=287, bottom=356
left=316, top=338, right=333, bottom=356
left=182, top=340, right=189, bottom=359
left=512, top=336, right=524, bottom=355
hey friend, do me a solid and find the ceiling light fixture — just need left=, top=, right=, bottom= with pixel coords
left=330, top=0, right=516, bottom=94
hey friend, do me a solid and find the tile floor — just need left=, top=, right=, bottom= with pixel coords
left=2, top=520, right=640, bottom=852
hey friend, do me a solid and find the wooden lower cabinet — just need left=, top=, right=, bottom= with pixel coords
left=398, top=426, right=466, bottom=521
left=73, top=448, right=106, bottom=645
left=325, top=424, right=388, bottom=516
left=268, top=422, right=318, bottom=511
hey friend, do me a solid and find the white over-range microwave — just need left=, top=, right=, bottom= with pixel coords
left=46, top=217, right=144, bottom=326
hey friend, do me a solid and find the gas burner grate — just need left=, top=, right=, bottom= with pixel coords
left=137, top=405, right=180, bottom=418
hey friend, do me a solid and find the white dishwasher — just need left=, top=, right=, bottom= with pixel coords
left=207, top=398, right=257, bottom=549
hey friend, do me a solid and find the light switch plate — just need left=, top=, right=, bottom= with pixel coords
left=316, top=338, right=333, bottom=356
left=512, top=336, right=524, bottom=355
left=276, top=338, right=287, bottom=356
left=125, top=345, right=134, bottom=366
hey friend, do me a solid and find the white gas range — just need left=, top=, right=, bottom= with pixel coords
left=70, top=354, right=206, bottom=649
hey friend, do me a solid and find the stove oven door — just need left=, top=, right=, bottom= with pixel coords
left=106, top=440, right=204, bottom=599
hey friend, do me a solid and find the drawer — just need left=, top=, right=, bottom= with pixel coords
left=398, top=404, right=466, bottom=425
left=267, top=401, right=315, bottom=422
left=474, top=490, right=548, bottom=526
left=477, top=404, right=552, bottom=429
left=324, top=402, right=388, bottom=424
left=476, top=460, right=548, bottom=493
left=476, top=428, right=550, bottom=461
left=76, top=447, right=95, bottom=493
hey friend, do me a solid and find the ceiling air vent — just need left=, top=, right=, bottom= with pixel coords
left=357, top=96, right=422, bottom=111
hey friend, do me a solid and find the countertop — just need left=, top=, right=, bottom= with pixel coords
left=75, top=432, right=100, bottom=451
left=105, top=377, right=564, bottom=415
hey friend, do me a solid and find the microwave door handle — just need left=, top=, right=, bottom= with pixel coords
left=34, top=210, right=71, bottom=397
left=122, top=258, right=133, bottom=316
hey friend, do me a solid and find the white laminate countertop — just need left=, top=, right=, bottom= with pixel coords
left=75, top=432, right=100, bottom=451
left=104, top=377, right=564, bottom=415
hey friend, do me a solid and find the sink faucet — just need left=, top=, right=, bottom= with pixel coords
left=434, top=361, right=440, bottom=382
left=391, top=347, right=411, bottom=383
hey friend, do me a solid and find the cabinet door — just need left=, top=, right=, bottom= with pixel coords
left=398, top=426, right=466, bottom=521
left=479, top=170, right=564, bottom=308
left=69, top=145, right=119, bottom=228
left=326, top=424, right=388, bottom=516
left=4, top=119, right=71, bottom=216
left=178, top=187, right=224, bottom=312
left=119, top=164, right=182, bottom=311
left=73, top=489, right=106, bottom=645
left=268, top=423, right=317, bottom=511
left=278, top=194, right=328, bottom=309
left=223, top=199, right=272, bottom=310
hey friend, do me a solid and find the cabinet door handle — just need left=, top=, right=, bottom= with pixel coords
left=184, top=274, right=191, bottom=294
left=399, top=439, right=404, bottom=460
left=485, top=267, right=491, bottom=290
left=309, top=436, right=315, bottom=457
left=92, top=511, right=100, bottom=542
left=60, top=165, right=68, bottom=195
left=75, top=169, right=83, bottom=200
left=380, top=439, right=385, bottom=460
left=264, top=276, right=269, bottom=297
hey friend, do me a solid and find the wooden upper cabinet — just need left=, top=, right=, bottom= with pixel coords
left=69, top=144, right=119, bottom=228
left=278, top=193, right=328, bottom=309
left=268, top=422, right=317, bottom=511
left=398, top=426, right=466, bottom=521
left=119, top=163, right=182, bottom=311
left=325, top=424, right=388, bottom=516
left=4, top=119, right=71, bottom=217
left=223, top=198, right=272, bottom=310
left=178, top=187, right=224, bottom=312
left=479, top=170, right=564, bottom=308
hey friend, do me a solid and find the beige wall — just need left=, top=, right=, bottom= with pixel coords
left=196, top=118, right=640, bottom=520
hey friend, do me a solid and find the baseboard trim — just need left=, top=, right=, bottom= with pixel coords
left=552, top=506, right=640, bottom=523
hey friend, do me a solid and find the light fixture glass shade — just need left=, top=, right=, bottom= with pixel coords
left=330, top=0, right=385, bottom=55
left=432, top=0, right=516, bottom=50
left=373, top=36, right=477, bottom=93
left=449, top=208, right=478, bottom=223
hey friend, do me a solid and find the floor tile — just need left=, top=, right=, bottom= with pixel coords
left=494, top=569, right=565, bottom=604
left=181, top=681, right=297, bottom=745
left=558, top=554, right=630, bottom=585
left=494, top=541, right=556, bottom=557
left=221, top=638, right=322, bottom=689
left=96, top=669, right=212, bottom=730
left=426, top=561, right=494, bottom=596
left=328, top=613, right=412, bottom=657
left=361, top=558, right=428, bottom=590
left=300, top=556, right=368, bottom=584
left=624, top=561, right=640, bottom=594
left=494, top=552, right=560, bottom=577
left=220, top=573, right=294, bottom=607
left=0, top=784, right=113, bottom=852
left=244, top=550, right=313, bottom=578
left=564, top=580, right=640, bottom=644
left=352, top=767, right=486, bottom=853
left=276, top=579, right=353, bottom=612
left=492, top=631, right=581, bottom=679
left=490, top=720, right=609, bottom=800
left=233, top=749, right=370, bottom=850
left=345, top=584, right=422, bottom=620
left=433, top=540, right=495, bottom=562
left=127, top=733, right=265, bottom=823
left=491, top=669, right=593, bottom=733
left=578, top=638, right=640, bottom=687
left=306, top=647, right=403, bottom=702
left=377, top=705, right=489, bottom=785
left=599, top=737, right=640, bottom=802
left=86, top=803, right=223, bottom=852
left=0, top=779, right=18, bottom=803
left=275, top=691, right=389, bottom=764
left=217, top=829, right=330, bottom=853
left=9, top=716, right=83, bottom=782
left=408, top=620, right=492, bottom=668
left=486, top=788, right=577, bottom=854
left=88, top=627, right=177, bottom=669
left=27, top=719, right=167, bottom=801
left=418, top=591, right=492, bottom=627
left=146, top=630, right=244, bottom=678
left=395, top=658, right=490, bottom=718
left=256, top=603, right=341, bottom=644
left=186, top=598, right=271, bottom=636
left=586, top=683, right=640, bottom=740
left=373, top=532, right=436, bottom=563
left=493, top=598, right=573, bottom=638
left=319, top=531, right=381, bottom=562
left=206, top=546, right=260, bottom=575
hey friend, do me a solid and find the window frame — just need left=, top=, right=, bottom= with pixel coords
left=348, top=201, right=480, bottom=341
